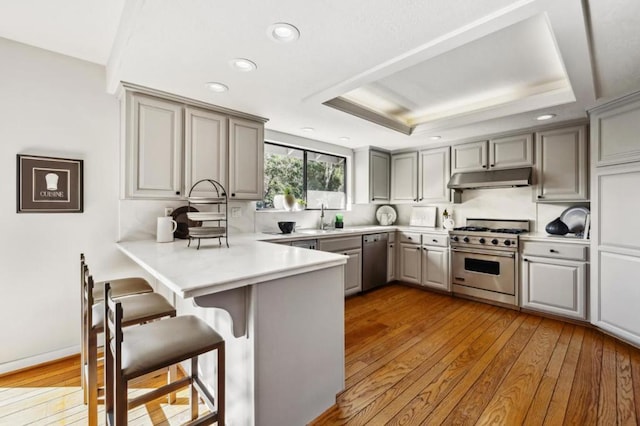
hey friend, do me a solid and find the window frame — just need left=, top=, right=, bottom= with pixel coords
left=263, top=141, right=348, bottom=210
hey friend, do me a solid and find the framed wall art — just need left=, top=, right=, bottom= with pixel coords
left=17, top=154, right=83, bottom=213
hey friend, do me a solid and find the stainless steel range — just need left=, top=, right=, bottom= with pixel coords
left=449, top=218, right=529, bottom=308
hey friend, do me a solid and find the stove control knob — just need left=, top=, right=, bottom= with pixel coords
left=504, top=240, right=511, bottom=246
left=479, top=238, right=486, bottom=244
left=463, top=237, right=470, bottom=243
left=452, top=236, right=459, bottom=242
left=491, top=239, right=499, bottom=245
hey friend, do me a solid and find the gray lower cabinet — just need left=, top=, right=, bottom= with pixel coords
left=318, top=236, right=362, bottom=296
left=398, top=232, right=450, bottom=290
left=520, top=241, right=588, bottom=320
left=399, top=242, right=421, bottom=284
left=421, top=246, right=449, bottom=291
left=387, top=233, right=396, bottom=282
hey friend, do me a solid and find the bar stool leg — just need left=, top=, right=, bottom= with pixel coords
left=190, top=357, right=199, bottom=421
left=218, top=343, right=225, bottom=426
left=168, top=364, right=177, bottom=404
left=87, top=330, right=98, bottom=426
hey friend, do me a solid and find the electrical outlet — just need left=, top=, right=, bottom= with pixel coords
left=231, top=207, right=241, bottom=218
left=164, top=207, right=174, bottom=216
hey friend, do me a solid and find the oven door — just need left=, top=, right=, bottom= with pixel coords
left=451, top=248, right=515, bottom=295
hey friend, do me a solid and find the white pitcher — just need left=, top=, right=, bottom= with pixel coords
left=156, top=216, right=178, bottom=243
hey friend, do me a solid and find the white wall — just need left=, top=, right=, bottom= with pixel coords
left=0, top=38, right=133, bottom=372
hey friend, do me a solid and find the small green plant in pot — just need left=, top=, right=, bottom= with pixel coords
left=295, top=198, right=306, bottom=211
left=283, top=186, right=296, bottom=211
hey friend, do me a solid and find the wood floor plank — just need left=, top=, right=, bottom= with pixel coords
left=632, top=345, right=640, bottom=423
left=344, top=306, right=502, bottom=425
left=440, top=314, right=542, bottom=425
left=382, top=308, right=519, bottom=425
left=475, top=318, right=564, bottom=425
left=564, top=328, right=604, bottom=425
left=616, top=340, right=638, bottom=426
left=523, top=323, right=574, bottom=426
left=543, top=325, right=585, bottom=425
left=421, top=313, right=526, bottom=425
left=598, top=335, right=619, bottom=425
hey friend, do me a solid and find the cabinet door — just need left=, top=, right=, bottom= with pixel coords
left=229, top=118, right=264, bottom=200
left=370, top=150, right=390, bottom=202
left=126, top=93, right=183, bottom=199
left=399, top=243, right=421, bottom=284
left=419, top=147, right=451, bottom=203
left=421, top=246, right=450, bottom=291
left=184, top=108, right=228, bottom=197
left=452, top=141, right=487, bottom=173
left=535, top=125, right=588, bottom=202
left=521, top=256, right=586, bottom=320
left=344, top=248, right=362, bottom=296
left=489, top=133, right=533, bottom=169
left=387, top=241, right=395, bottom=282
left=391, top=152, right=418, bottom=203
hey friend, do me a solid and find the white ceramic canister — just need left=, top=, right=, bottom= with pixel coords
left=156, top=216, right=178, bottom=243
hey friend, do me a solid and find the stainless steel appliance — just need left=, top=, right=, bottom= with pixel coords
left=449, top=218, right=529, bottom=307
left=362, top=233, right=388, bottom=291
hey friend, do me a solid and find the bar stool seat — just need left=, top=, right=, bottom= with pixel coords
left=119, top=316, right=222, bottom=380
left=91, top=292, right=175, bottom=332
left=105, top=284, right=225, bottom=426
left=92, top=277, right=152, bottom=301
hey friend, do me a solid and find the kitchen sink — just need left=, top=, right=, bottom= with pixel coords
left=295, top=228, right=356, bottom=235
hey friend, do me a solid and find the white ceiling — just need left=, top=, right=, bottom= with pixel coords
left=0, top=0, right=638, bottom=150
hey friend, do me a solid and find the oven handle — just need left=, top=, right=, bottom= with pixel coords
left=451, top=248, right=515, bottom=258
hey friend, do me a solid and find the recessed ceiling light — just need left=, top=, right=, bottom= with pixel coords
left=230, top=58, right=257, bottom=72
left=205, top=82, right=229, bottom=92
left=536, top=114, right=556, bottom=121
left=339, top=136, right=350, bottom=142
left=301, top=127, right=315, bottom=133
left=267, top=23, right=300, bottom=43
left=430, top=136, right=441, bottom=140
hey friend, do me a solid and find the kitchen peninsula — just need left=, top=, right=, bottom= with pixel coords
left=117, top=236, right=347, bottom=426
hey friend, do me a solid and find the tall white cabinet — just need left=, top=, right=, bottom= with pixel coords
left=121, top=85, right=267, bottom=200
left=590, top=92, right=640, bottom=347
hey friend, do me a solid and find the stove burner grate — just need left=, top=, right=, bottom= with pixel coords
left=453, top=226, right=491, bottom=232
left=491, top=228, right=527, bottom=235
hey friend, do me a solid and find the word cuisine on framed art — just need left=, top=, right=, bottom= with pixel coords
left=17, top=154, right=84, bottom=213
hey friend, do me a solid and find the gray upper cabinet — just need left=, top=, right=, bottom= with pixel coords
left=354, top=148, right=390, bottom=204
left=418, top=147, right=451, bottom=203
left=591, top=93, right=640, bottom=167
left=124, top=93, right=183, bottom=199
left=229, top=117, right=264, bottom=200
left=489, top=133, right=533, bottom=169
left=391, top=152, right=418, bottom=203
left=184, top=108, right=228, bottom=197
left=122, top=86, right=267, bottom=200
left=452, top=135, right=533, bottom=174
left=535, top=124, right=588, bottom=202
left=451, top=140, right=487, bottom=173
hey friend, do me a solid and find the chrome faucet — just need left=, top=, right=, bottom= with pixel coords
left=320, top=203, right=325, bottom=230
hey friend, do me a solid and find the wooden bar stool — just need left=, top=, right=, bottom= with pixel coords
left=104, top=282, right=225, bottom=426
left=80, top=253, right=154, bottom=408
left=82, top=267, right=176, bottom=426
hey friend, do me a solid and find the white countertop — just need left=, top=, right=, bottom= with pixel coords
left=520, top=233, right=591, bottom=245
left=259, top=224, right=448, bottom=242
left=117, top=235, right=347, bottom=299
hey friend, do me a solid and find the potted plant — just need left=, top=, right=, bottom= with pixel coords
left=295, top=198, right=306, bottom=211
left=283, top=186, right=296, bottom=211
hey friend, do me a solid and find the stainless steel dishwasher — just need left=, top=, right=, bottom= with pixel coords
left=362, top=233, right=388, bottom=291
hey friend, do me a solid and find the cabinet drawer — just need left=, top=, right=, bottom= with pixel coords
left=399, top=231, right=421, bottom=244
left=318, top=236, right=362, bottom=252
left=421, top=233, right=448, bottom=247
left=521, top=241, right=588, bottom=261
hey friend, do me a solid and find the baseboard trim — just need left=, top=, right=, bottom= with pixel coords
left=0, top=345, right=80, bottom=376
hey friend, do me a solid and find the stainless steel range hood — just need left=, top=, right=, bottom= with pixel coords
left=447, top=167, right=532, bottom=190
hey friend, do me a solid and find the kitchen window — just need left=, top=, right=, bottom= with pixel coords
left=262, top=142, right=346, bottom=209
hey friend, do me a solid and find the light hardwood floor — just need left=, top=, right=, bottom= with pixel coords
left=311, top=285, right=640, bottom=425
left=2, top=284, right=639, bottom=425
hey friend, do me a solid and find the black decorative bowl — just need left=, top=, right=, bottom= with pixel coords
left=277, top=221, right=296, bottom=234
left=545, top=217, right=569, bottom=235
